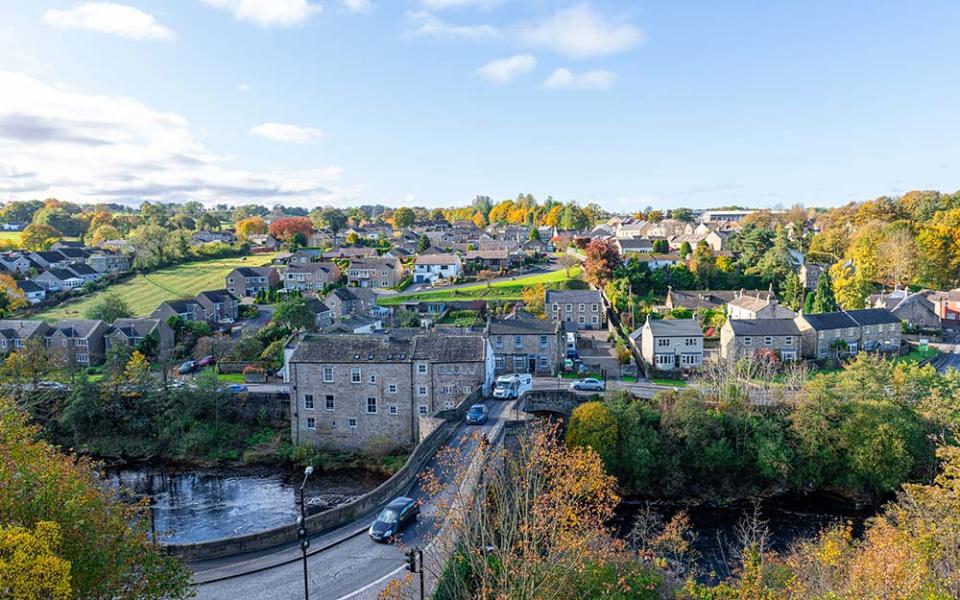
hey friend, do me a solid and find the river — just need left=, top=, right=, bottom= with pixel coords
left=614, top=494, right=879, bottom=583
left=104, top=465, right=388, bottom=544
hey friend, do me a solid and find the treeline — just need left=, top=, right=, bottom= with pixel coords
left=566, top=355, right=958, bottom=501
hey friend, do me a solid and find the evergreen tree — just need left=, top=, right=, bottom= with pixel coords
left=781, top=271, right=803, bottom=310
left=810, top=269, right=838, bottom=313
left=678, top=240, right=692, bottom=258
left=416, top=234, right=431, bottom=253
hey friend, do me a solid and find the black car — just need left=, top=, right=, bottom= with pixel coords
left=369, top=497, right=419, bottom=543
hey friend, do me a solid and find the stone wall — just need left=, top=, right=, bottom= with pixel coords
left=166, top=388, right=483, bottom=562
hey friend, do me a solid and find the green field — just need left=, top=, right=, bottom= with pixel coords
left=37, top=254, right=276, bottom=320
left=379, top=267, right=584, bottom=305
left=0, top=231, right=21, bottom=246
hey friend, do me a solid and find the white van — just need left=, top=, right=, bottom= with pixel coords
left=566, top=332, right=577, bottom=352
left=492, top=373, right=533, bottom=399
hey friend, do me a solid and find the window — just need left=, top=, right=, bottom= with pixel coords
left=418, top=385, right=427, bottom=396
left=578, top=316, right=585, bottom=324
left=578, top=303, right=585, bottom=312
left=495, top=335, right=503, bottom=348
left=657, top=338, right=669, bottom=347
left=323, top=367, right=333, bottom=382
left=553, top=303, right=559, bottom=312
left=495, top=356, right=504, bottom=370
left=565, top=303, right=572, bottom=312
left=441, top=385, right=450, bottom=394
left=366, top=397, right=377, bottom=414
left=75, top=338, right=87, bottom=347
left=785, top=336, right=794, bottom=345
left=539, top=335, right=548, bottom=347
left=764, top=336, right=772, bottom=346
left=685, top=338, right=696, bottom=346
left=539, top=356, right=548, bottom=368
left=325, top=395, right=334, bottom=411
left=743, top=337, right=752, bottom=346
left=514, top=335, right=522, bottom=349
left=389, top=405, right=398, bottom=415
left=864, top=326, right=871, bottom=334
left=306, top=417, right=316, bottom=430
left=388, top=384, right=397, bottom=393
left=77, top=353, right=89, bottom=362
left=513, top=356, right=526, bottom=370
left=348, top=418, right=357, bottom=428
left=418, top=364, right=427, bottom=374
left=591, top=315, right=599, bottom=324
left=351, top=368, right=361, bottom=383
left=418, top=405, right=428, bottom=416
left=369, top=374, right=376, bottom=384
left=592, top=303, right=599, bottom=312
left=304, top=394, right=314, bottom=410
left=14, top=339, right=21, bottom=348
left=463, top=385, right=471, bottom=394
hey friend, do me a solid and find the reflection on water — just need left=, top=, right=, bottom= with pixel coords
left=104, top=466, right=387, bottom=544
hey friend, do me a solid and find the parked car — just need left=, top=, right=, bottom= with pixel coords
left=223, top=384, right=248, bottom=393
left=167, top=380, right=186, bottom=389
left=465, top=404, right=488, bottom=425
left=566, top=349, right=580, bottom=360
left=369, top=497, right=419, bottom=543
left=569, top=378, right=605, bottom=392
left=178, top=360, right=198, bottom=375
left=38, top=381, right=68, bottom=392
left=197, top=355, right=216, bottom=368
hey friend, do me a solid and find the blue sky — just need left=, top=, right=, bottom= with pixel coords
left=0, top=0, right=959, bottom=211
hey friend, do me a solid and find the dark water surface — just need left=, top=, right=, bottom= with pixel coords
left=615, top=495, right=879, bottom=582
left=104, top=465, right=387, bottom=544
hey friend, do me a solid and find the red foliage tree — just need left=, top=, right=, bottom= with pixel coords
left=583, top=239, right=622, bottom=287
left=269, top=217, right=314, bottom=242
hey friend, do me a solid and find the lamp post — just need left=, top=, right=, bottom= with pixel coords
left=298, top=465, right=314, bottom=600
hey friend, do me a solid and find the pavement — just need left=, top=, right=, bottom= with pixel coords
left=931, top=334, right=960, bottom=373
left=191, top=397, right=515, bottom=600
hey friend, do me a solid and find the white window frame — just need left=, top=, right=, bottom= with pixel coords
left=418, top=363, right=427, bottom=374
left=325, top=395, right=335, bottom=411
left=389, top=405, right=398, bottom=415
left=351, top=368, right=361, bottom=383
left=388, top=384, right=397, bottom=393
left=348, top=418, right=357, bottom=428
left=304, top=394, right=314, bottom=410
left=366, top=397, right=377, bottom=414
left=323, top=366, right=333, bottom=382
left=418, top=405, right=428, bottom=416
left=306, top=417, right=316, bottom=430
left=418, top=385, right=427, bottom=396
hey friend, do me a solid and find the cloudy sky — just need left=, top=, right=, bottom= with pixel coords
left=0, top=0, right=959, bottom=211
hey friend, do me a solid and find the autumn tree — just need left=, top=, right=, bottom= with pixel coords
left=471, top=211, right=487, bottom=229
left=566, top=401, right=619, bottom=465
left=235, top=216, right=268, bottom=238
left=269, top=216, right=314, bottom=242
left=558, top=253, right=580, bottom=277
left=0, top=521, right=72, bottom=600
left=21, top=223, right=61, bottom=251
left=542, top=204, right=564, bottom=227
left=521, top=284, right=547, bottom=317
left=89, top=224, right=122, bottom=247
left=583, top=239, right=621, bottom=288
left=391, top=206, right=415, bottom=229
left=0, top=273, right=28, bottom=315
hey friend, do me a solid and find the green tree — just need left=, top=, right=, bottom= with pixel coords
left=808, top=268, right=838, bottom=313
left=566, top=402, right=619, bottom=465
left=781, top=270, right=803, bottom=311
left=83, top=293, right=133, bottom=323
left=20, top=223, right=61, bottom=251
left=391, top=207, right=415, bottom=229
left=528, top=227, right=541, bottom=241
left=416, top=234, right=431, bottom=253
left=749, top=226, right=794, bottom=283
left=560, top=204, right=588, bottom=231
left=273, top=297, right=315, bottom=331
left=678, top=240, right=692, bottom=258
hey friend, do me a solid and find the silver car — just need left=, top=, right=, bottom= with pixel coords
left=569, top=378, right=605, bottom=392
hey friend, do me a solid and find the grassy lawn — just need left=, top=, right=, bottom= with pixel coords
left=217, top=373, right=246, bottom=383
left=0, top=231, right=21, bottom=246
left=379, top=266, right=583, bottom=306
left=36, top=253, right=277, bottom=320
left=438, top=310, right=481, bottom=326
left=895, top=347, right=940, bottom=365
left=651, top=378, right=687, bottom=387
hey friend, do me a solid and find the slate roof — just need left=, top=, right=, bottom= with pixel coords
left=645, top=318, right=703, bottom=337
left=17, top=280, right=43, bottom=293
left=487, top=318, right=558, bottom=335
left=413, top=335, right=486, bottom=362
left=43, top=268, right=81, bottom=281
left=197, top=289, right=236, bottom=304
left=545, top=289, right=603, bottom=304
left=415, top=253, right=461, bottom=265
left=163, top=299, right=203, bottom=313
left=290, top=333, right=485, bottom=363
left=727, top=318, right=800, bottom=336
left=668, top=289, right=774, bottom=310
left=110, top=318, right=161, bottom=337
left=233, top=266, right=274, bottom=277
left=67, top=263, right=98, bottom=276
left=49, top=319, right=103, bottom=338
left=0, top=319, right=48, bottom=339
left=846, top=308, right=901, bottom=326
left=800, top=311, right=859, bottom=331
left=304, top=298, right=330, bottom=314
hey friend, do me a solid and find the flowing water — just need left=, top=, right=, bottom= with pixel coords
left=104, top=465, right=388, bottom=544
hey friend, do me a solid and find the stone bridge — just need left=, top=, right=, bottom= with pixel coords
left=517, top=389, right=588, bottom=417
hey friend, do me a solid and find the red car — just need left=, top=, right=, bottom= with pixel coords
left=197, top=355, right=216, bottom=368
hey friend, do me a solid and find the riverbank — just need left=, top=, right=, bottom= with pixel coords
left=613, top=492, right=883, bottom=584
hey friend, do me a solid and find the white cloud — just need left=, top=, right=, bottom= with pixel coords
left=0, top=69, right=347, bottom=207
left=42, top=2, right=176, bottom=41
left=543, top=67, right=616, bottom=90
left=250, top=122, right=324, bottom=143
left=237, top=83, right=251, bottom=92
left=421, top=0, right=503, bottom=10
left=404, top=11, right=498, bottom=40
left=475, top=54, right=536, bottom=84
left=522, top=3, right=642, bottom=59
left=341, top=0, right=372, bottom=13
left=201, top=0, right=322, bottom=28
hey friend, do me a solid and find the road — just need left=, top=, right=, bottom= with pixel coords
left=191, top=397, right=513, bottom=600
left=932, top=334, right=960, bottom=374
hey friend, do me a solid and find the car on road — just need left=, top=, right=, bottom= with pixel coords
left=465, top=404, right=488, bottom=425
left=166, top=380, right=186, bottom=389
left=369, top=497, right=419, bottom=542
left=38, top=381, right=68, bottom=392
left=197, top=355, right=216, bottom=368
left=178, top=360, right=198, bottom=375
left=224, top=384, right=248, bottom=393
left=569, top=378, right=605, bottom=392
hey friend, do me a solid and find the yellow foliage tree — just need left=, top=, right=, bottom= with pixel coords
left=520, top=284, right=546, bottom=317
left=542, top=204, right=564, bottom=227
left=89, top=224, right=122, bottom=247
left=471, top=211, right=487, bottom=229
left=235, top=216, right=268, bottom=239
left=0, top=521, right=72, bottom=600
left=0, top=273, right=28, bottom=313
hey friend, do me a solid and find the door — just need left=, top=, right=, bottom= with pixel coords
left=528, top=357, right=537, bottom=372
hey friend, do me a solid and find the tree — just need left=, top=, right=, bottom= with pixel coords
left=0, top=274, right=27, bottom=315
left=808, top=268, right=838, bottom=313
left=269, top=217, right=314, bottom=242
left=830, top=260, right=871, bottom=309
left=89, top=224, right=121, bottom=247
left=169, top=213, right=195, bottom=230
left=196, top=212, right=220, bottom=231
left=689, top=241, right=718, bottom=287
left=0, top=521, right=72, bottom=600
left=528, top=227, right=541, bottom=241
left=521, top=284, right=547, bottom=317
left=749, top=226, right=794, bottom=283
left=652, top=239, right=670, bottom=253
left=127, top=224, right=189, bottom=270
left=235, top=216, right=268, bottom=239
left=542, top=204, right=564, bottom=227
left=21, top=223, right=61, bottom=251
left=416, top=234, right=431, bottom=253
left=345, top=231, right=360, bottom=246
left=781, top=271, right=803, bottom=311
left=678, top=240, right=692, bottom=259
left=566, top=402, right=620, bottom=465
left=273, top=297, right=315, bottom=331
left=558, top=253, right=580, bottom=277
left=0, top=399, right=192, bottom=599
left=83, top=293, right=133, bottom=323
left=560, top=203, right=588, bottom=231
left=391, top=207, right=415, bottom=229
left=583, top=239, right=621, bottom=287
left=471, top=211, right=487, bottom=229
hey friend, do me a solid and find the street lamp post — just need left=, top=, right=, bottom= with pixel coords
left=298, top=465, right=314, bottom=600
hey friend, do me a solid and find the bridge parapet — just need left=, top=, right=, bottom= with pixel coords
left=517, top=389, right=586, bottom=417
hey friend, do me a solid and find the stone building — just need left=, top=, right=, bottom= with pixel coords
left=636, top=316, right=703, bottom=372
left=485, top=318, right=562, bottom=375
left=346, top=258, right=404, bottom=288
left=544, top=289, right=606, bottom=330
left=287, top=333, right=493, bottom=451
left=795, top=308, right=902, bottom=359
left=726, top=290, right=796, bottom=320
left=46, top=319, right=108, bottom=367
left=283, top=262, right=341, bottom=292
left=720, top=318, right=801, bottom=361
left=226, top=266, right=280, bottom=297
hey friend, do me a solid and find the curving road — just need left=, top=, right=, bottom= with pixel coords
left=191, top=398, right=514, bottom=600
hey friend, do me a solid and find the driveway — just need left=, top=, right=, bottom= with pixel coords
left=575, top=329, right=622, bottom=378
